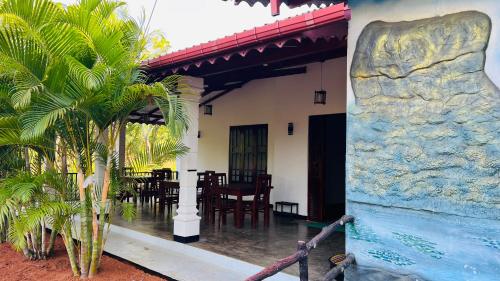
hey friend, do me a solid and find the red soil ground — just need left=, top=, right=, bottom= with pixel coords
left=0, top=238, right=164, bottom=281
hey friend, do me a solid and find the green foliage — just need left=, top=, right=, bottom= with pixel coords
left=0, top=0, right=190, bottom=276
left=120, top=202, right=136, bottom=223
left=0, top=171, right=78, bottom=252
left=0, top=147, right=24, bottom=177
left=140, top=29, right=171, bottom=61
left=126, top=123, right=188, bottom=172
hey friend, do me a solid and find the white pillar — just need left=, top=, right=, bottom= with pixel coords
left=173, top=76, right=203, bottom=243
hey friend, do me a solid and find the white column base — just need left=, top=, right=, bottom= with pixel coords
left=173, top=170, right=201, bottom=242
left=173, top=213, right=201, bottom=243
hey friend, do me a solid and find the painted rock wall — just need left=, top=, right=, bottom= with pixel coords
left=346, top=4, right=499, bottom=281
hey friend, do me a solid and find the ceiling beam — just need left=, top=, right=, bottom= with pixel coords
left=200, top=82, right=248, bottom=106
left=202, top=66, right=307, bottom=96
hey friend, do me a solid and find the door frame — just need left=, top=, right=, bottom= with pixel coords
left=307, top=113, right=346, bottom=222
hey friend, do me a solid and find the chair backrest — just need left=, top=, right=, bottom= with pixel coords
left=152, top=169, right=164, bottom=179
left=202, top=170, right=215, bottom=186
left=164, top=168, right=174, bottom=180
left=208, top=173, right=230, bottom=207
left=254, top=174, right=272, bottom=203
left=214, top=173, right=227, bottom=187
left=198, top=170, right=214, bottom=182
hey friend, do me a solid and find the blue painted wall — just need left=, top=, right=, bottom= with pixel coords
left=345, top=1, right=500, bottom=280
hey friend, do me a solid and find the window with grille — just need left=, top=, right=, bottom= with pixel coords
left=229, top=125, right=268, bottom=184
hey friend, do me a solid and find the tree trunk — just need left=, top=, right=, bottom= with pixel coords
left=88, top=209, right=100, bottom=278
left=36, top=152, right=43, bottom=175
left=41, top=221, right=46, bottom=259
left=77, top=169, right=91, bottom=279
left=143, top=126, right=153, bottom=163
left=24, top=147, right=30, bottom=174
left=89, top=158, right=111, bottom=277
left=25, top=234, right=33, bottom=259
left=30, top=231, right=39, bottom=259
left=61, top=142, right=68, bottom=179
left=22, top=246, right=33, bottom=260
left=62, top=223, right=80, bottom=277
left=47, top=228, right=58, bottom=256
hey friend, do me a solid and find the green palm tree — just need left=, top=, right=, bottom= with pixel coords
left=126, top=123, right=189, bottom=172
left=0, top=0, right=190, bottom=278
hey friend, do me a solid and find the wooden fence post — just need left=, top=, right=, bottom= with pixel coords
left=245, top=215, right=355, bottom=281
left=298, top=241, right=308, bottom=281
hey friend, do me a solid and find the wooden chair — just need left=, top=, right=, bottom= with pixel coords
left=152, top=169, right=179, bottom=214
left=163, top=181, right=179, bottom=214
left=244, top=174, right=272, bottom=228
left=200, top=171, right=215, bottom=220
left=209, top=173, right=236, bottom=227
left=208, top=173, right=226, bottom=224
left=145, top=170, right=165, bottom=206
left=197, top=172, right=206, bottom=207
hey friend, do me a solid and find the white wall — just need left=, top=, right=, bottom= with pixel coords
left=198, top=57, right=347, bottom=216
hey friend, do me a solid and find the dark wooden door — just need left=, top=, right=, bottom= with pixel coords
left=229, top=125, right=268, bottom=184
left=308, top=114, right=346, bottom=222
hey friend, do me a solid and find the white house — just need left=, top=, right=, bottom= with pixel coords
left=132, top=2, right=351, bottom=243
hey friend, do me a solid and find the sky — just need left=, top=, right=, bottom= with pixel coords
left=56, top=0, right=316, bottom=52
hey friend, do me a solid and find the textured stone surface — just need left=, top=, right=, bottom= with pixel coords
left=347, top=11, right=500, bottom=220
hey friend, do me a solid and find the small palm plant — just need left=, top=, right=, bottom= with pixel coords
left=0, top=171, right=78, bottom=260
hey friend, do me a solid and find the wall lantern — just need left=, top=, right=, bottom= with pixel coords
left=314, top=62, right=327, bottom=105
left=288, top=122, right=294, bottom=135
left=204, top=104, right=213, bottom=115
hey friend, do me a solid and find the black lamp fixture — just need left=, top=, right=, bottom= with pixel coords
left=204, top=104, right=213, bottom=115
left=314, top=62, right=327, bottom=105
left=288, top=122, right=294, bottom=135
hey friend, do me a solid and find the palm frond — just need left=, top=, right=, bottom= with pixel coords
left=129, top=138, right=188, bottom=172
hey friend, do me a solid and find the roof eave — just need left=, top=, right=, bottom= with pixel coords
left=228, top=0, right=343, bottom=16
left=144, top=3, right=350, bottom=72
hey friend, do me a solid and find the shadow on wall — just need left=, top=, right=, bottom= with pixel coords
left=346, top=10, right=500, bottom=281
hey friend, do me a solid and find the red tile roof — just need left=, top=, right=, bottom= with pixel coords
left=144, top=3, right=350, bottom=72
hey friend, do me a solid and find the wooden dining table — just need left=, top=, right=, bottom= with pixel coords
left=214, top=183, right=266, bottom=228
left=122, top=176, right=179, bottom=207
left=121, top=176, right=154, bottom=202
